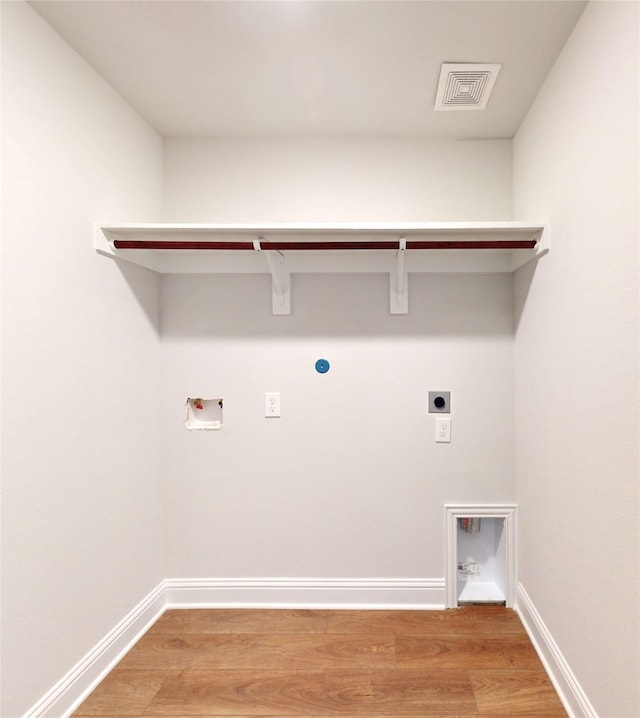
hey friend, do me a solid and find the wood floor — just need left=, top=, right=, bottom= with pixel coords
left=72, top=607, right=567, bottom=717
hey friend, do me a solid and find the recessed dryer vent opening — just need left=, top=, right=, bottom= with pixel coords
left=445, top=504, right=517, bottom=608
left=457, top=517, right=506, bottom=605
left=185, top=398, right=223, bottom=430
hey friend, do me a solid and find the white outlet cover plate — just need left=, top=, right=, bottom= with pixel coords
left=435, top=417, right=451, bottom=442
left=264, top=392, right=281, bottom=417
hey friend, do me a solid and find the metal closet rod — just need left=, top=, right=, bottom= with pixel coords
left=112, top=239, right=537, bottom=251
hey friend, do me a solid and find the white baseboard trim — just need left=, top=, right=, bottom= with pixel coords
left=163, top=577, right=446, bottom=610
left=516, top=583, right=598, bottom=718
left=24, top=576, right=445, bottom=718
left=23, top=582, right=166, bottom=718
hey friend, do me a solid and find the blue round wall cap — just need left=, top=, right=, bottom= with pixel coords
left=315, top=358, right=330, bottom=374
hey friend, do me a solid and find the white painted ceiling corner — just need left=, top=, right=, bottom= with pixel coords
left=28, top=0, right=588, bottom=138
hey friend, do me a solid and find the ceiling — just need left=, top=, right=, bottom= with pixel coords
left=29, top=0, right=586, bottom=139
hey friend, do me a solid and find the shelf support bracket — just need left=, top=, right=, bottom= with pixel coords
left=390, top=236, right=408, bottom=314
left=256, top=238, right=291, bottom=314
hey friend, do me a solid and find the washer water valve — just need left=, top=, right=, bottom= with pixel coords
left=185, top=397, right=223, bottom=430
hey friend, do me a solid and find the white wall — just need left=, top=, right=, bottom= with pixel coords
left=160, top=137, right=515, bottom=581
left=513, top=2, right=639, bottom=717
left=1, top=3, right=165, bottom=716
left=163, top=137, right=512, bottom=222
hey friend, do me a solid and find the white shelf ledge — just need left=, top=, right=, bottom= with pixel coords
left=95, top=222, right=549, bottom=314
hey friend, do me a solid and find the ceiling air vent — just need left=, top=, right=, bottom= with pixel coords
left=435, top=63, right=501, bottom=111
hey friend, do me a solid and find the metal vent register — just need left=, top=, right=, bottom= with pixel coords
left=435, top=63, right=501, bottom=111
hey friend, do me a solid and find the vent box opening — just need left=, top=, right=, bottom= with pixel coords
left=445, top=504, right=517, bottom=608
left=457, top=517, right=506, bottom=605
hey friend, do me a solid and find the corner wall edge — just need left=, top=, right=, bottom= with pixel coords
left=515, top=582, right=598, bottom=718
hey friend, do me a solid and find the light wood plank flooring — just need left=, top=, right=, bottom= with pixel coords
left=73, top=607, right=567, bottom=717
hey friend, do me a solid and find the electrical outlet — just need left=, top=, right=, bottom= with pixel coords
left=435, top=417, right=451, bottom=442
left=264, top=392, right=281, bottom=417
